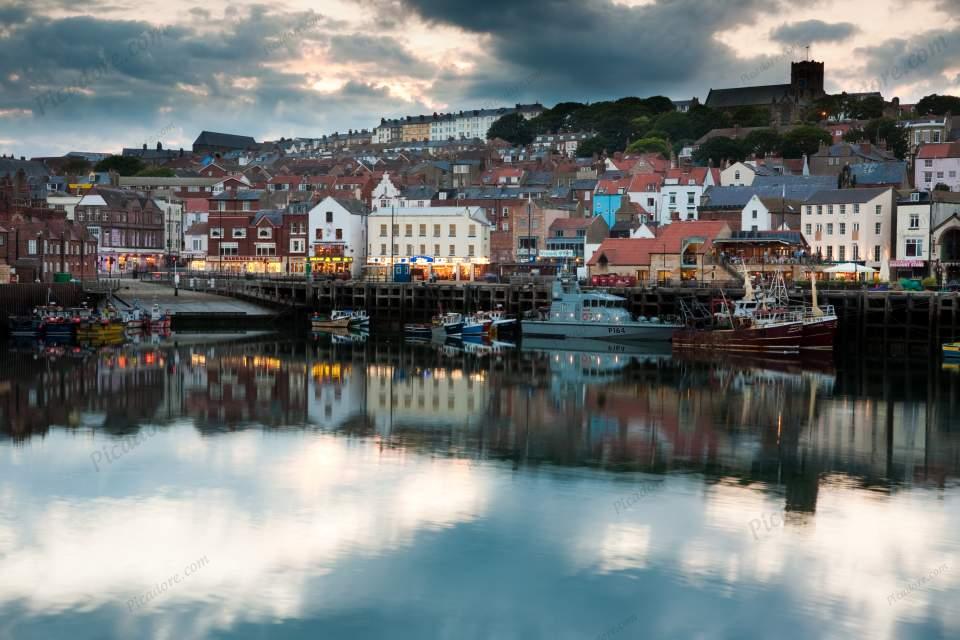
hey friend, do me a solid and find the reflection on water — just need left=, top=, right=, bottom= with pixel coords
left=1, top=336, right=959, bottom=639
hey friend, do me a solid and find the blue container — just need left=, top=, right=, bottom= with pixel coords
left=393, top=264, right=411, bottom=283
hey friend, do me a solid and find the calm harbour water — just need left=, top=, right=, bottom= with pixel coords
left=1, top=334, right=959, bottom=640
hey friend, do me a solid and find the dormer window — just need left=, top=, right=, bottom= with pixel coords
left=258, top=227, right=272, bottom=239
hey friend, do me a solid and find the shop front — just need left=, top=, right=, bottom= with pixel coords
left=311, top=245, right=354, bottom=278
left=890, top=259, right=927, bottom=280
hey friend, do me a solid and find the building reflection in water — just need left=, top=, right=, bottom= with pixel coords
left=1, top=337, right=960, bottom=639
left=2, top=337, right=959, bottom=506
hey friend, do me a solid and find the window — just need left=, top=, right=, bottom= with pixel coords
left=335, top=228, right=343, bottom=240
left=405, top=224, right=412, bottom=237
left=242, top=202, right=251, bottom=212
left=27, top=239, right=37, bottom=254
left=232, top=228, right=246, bottom=239
left=316, top=229, right=324, bottom=241
left=874, top=245, right=881, bottom=262
left=468, top=244, right=475, bottom=257
left=751, top=210, right=757, bottom=219
left=290, top=238, right=305, bottom=253
left=925, top=159, right=933, bottom=168
left=925, top=172, right=934, bottom=183
left=805, top=224, right=812, bottom=235
left=751, top=225, right=758, bottom=231
left=875, top=222, right=882, bottom=234
left=839, top=223, right=846, bottom=234
left=257, top=227, right=272, bottom=239
left=419, top=244, right=426, bottom=255
left=468, top=224, right=477, bottom=237
left=875, top=205, right=882, bottom=215
left=449, top=244, right=456, bottom=256
left=406, top=244, right=413, bottom=255
left=669, top=193, right=676, bottom=205
left=380, top=243, right=387, bottom=255
left=826, top=246, right=833, bottom=260
left=433, top=224, right=441, bottom=237
left=434, top=244, right=440, bottom=256
left=853, top=245, right=860, bottom=260
left=806, top=206, right=813, bottom=215
left=392, top=224, right=399, bottom=236
left=828, top=205, right=833, bottom=215
left=839, top=245, right=845, bottom=261
left=853, top=223, right=860, bottom=232
left=449, top=224, right=456, bottom=237
left=817, top=205, right=823, bottom=215
left=687, top=192, right=695, bottom=205
left=906, top=238, right=924, bottom=257
left=854, top=204, right=860, bottom=214
left=816, top=224, right=823, bottom=232
left=840, top=205, right=846, bottom=215
left=210, top=227, right=223, bottom=239
left=219, top=242, right=238, bottom=256
left=934, top=131, right=942, bottom=143
left=380, top=224, right=387, bottom=237
left=734, top=170, right=741, bottom=180
left=909, top=214, right=920, bottom=229
left=392, top=244, right=398, bottom=255
left=419, top=224, right=426, bottom=237
left=326, top=211, right=333, bottom=223
left=827, top=223, right=834, bottom=235
left=255, top=244, right=276, bottom=256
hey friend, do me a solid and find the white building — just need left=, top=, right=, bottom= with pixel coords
left=915, top=143, right=960, bottom=192
left=429, top=104, right=544, bottom=141
left=152, top=195, right=184, bottom=258
left=307, top=196, right=369, bottom=279
left=371, top=173, right=401, bottom=211
left=801, top=187, right=895, bottom=280
left=658, top=168, right=717, bottom=225
left=532, top=132, right=593, bottom=157
left=892, top=192, right=931, bottom=279
left=720, top=162, right=758, bottom=187
left=46, top=194, right=83, bottom=220
left=366, top=206, right=491, bottom=280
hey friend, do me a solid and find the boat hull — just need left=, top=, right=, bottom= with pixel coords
left=802, top=316, right=838, bottom=350
left=521, top=320, right=680, bottom=341
left=311, top=317, right=352, bottom=330
left=672, top=321, right=803, bottom=354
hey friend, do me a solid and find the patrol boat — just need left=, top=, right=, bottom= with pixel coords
left=521, top=279, right=681, bottom=341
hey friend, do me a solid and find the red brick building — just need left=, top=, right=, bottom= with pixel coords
left=206, top=190, right=308, bottom=273
left=74, top=187, right=164, bottom=275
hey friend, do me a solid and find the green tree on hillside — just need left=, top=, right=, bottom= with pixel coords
left=781, top=125, right=831, bottom=158
left=94, top=155, right=145, bottom=176
left=487, top=113, right=535, bottom=145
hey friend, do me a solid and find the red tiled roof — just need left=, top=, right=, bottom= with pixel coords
left=654, top=220, right=731, bottom=253
left=917, top=143, right=960, bottom=159
left=587, top=238, right=657, bottom=266
left=268, top=175, right=302, bottom=185
left=184, top=222, right=209, bottom=236
left=596, top=178, right=630, bottom=194
left=549, top=217, right=593, bottom=231
left=627, top=173, right=663, bottom=192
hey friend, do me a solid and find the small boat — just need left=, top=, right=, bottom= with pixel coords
left=460, top=314, right=492, bottom=337
left=943, top=342, right=960, bottom=359
left=435, top=312, right=465, bottom=336
left=77, top=315, right=126, bottom=343
left=475, top=307, right=518, bottom=338
left=331, top=309, right=369, bottom=327
left=310, top=313, right=352, bottom=331
left=8, top=315, right=42, bottom=339
left=147, top=304, right=172, bottom=333
left=404, top=322, right=434, bottom=339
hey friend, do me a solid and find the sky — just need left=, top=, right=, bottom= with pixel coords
left=0, top=0, right=959, bottom=158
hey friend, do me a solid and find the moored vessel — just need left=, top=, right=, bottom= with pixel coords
left=521, top=279, right=681, bottom=341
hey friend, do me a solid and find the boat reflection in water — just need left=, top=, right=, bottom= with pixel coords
left=2, top=336, right=960, bottom=640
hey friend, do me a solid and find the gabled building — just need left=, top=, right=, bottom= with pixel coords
left=192, top=131, right=258, bottom=155
left=915, top=143, right=960, bottom=192
left=74, top=187, right=165, bottom=274
left=308, top=197, right=369, bottom=278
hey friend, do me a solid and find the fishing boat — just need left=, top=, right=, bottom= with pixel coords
left=473, top=307, right=517, bottom=337
left=76, top=312, right=126, bottom=343
left=460, top=314, right=492, bottom=337
left=672, top=270, right=803, bottom=355
left=766, top=271, right=838, bottom=351
left=404, top=322, right=434, bottom=339
left=435, top=312, right=466, bottom=336
left=944, top=342, right=960, bottom=359
left=8, top=314, right=43, bottom=339
left=521, top=279, right=681, bottom=341
left=310, top=312, right=352, bottom=331
left=147, top=304, right=172, bottom=333
left=330, top=309, right=370, bottom=327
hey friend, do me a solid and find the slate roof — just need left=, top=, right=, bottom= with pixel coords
left=254, top=209, right=283, bottom=225
left=752, top=175, right=836, bottom=190
left=705, top=84, right=794, bottom=109
left=401, top=186, right=438, bottom=200
left=0, top=157, right=50, bottom=179
left=193, top=131, right=258, bottom=150
left=333, top=197, right=369, bottom=215
left=211, top=189, right=263, bottom=201
left=571, top=179, right=598, bottom=190
left=849, top=161, right=907, bottom=186
left=803, top=187, right=893, bottom=205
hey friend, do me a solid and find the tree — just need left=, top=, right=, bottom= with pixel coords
left=135, top=167, right=175, bottom=177
left=843, top=127, right=866, bottom=143
left=486, top=112, right=534, bottom=146
left=729, top=105, right=772, bottom=127
left=862, top=118, right=909, bottom=160
left=848, top=95, right=885, bottom=120
left=916, top=94, right=960, bottom=116
left=692, top=136, right=746, bottom=166
left=935, top=183, right=951, bottom=191
left=649, top=111, right=694, bottom=143
left=781, top=125, right=831, bottom=158
left=741, top=128, right=783, bottom=157
left=62, top=157, right=91, bottom=176
left=576, top=136, right=609, bottom=158
left=626, top=136, right=671, bottom=158
left=94, top=155, right=145, bottom=176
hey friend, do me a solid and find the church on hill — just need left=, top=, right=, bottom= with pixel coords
left=705, top=60, right=826, bottom=126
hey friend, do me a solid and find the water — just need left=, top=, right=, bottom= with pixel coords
left=1, top=336, right=959, bottom=640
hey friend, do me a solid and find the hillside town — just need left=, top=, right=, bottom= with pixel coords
left=2, top=59, right=960, bottom=288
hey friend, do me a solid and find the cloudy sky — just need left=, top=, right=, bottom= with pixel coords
left=1, top=0, right=959, bottom=158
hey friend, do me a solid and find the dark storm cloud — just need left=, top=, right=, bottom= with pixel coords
left=394, top=0, right=786, bottom=103
left=849, top=28, right=958, bottom=94
left=770, top=20, right=858, bottom=45
left=327, top=34, right=420, bottom=70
